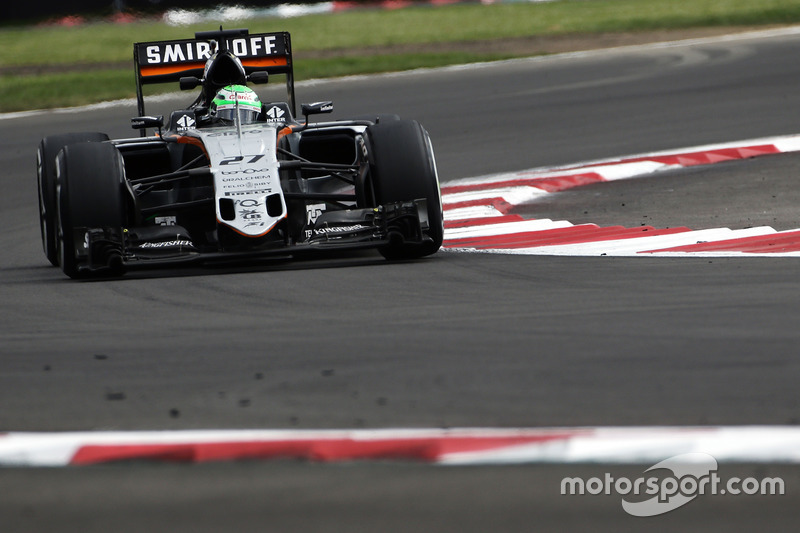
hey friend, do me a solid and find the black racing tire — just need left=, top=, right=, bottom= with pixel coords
left=56, top=142, right=125, bottom=279
left=365, top=119, right=443, bottom=260
left=38, top=132, right=109, bottom=266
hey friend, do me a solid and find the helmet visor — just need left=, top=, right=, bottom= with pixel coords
left=215, top=106, right=261, bottom=124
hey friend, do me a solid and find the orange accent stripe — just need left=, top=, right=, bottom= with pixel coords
left=140, top=62, right=206, bottom=77
left=162, top=134, right=210, bottom=160
left=275, top=125, right=296, bottom=146
left=242, top=57, right=288, bottom=68
left=140, top=57, right=287, bottom=78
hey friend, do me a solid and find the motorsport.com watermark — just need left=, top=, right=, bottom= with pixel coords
left=561, top=453, right=785, bottom=517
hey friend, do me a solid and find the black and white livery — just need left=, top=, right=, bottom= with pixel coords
left=37, top=28, right=443, bottom=278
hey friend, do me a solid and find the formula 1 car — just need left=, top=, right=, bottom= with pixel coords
left=37, top=28, right=443, bottom=278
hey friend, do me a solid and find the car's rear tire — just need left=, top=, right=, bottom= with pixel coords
left=354, top=113, right=400, bottom=124
left=38, top=132, right=109, bottom=266
left=365, top=119, right=443, bottom=259
left=56, top=142, right=125, bottom=279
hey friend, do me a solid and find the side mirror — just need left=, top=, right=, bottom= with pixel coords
left=301, top=101, right=334, bottom=117
left=132, top=115, right=164, bottom=136
left=179, top=76, right=202, bottom=91
left=131, top=115, right=164, bottom=131
left=297, top=102, right=333, bottom=131
left=248, top=71, right=269, bottom=85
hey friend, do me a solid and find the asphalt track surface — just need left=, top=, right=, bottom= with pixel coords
left=4, top=28, right=800, bottom=531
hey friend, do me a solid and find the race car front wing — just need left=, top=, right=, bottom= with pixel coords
left=70, top=199, right=431, bottom=275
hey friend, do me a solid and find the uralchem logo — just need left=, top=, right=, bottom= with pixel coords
left=561, top=453, right=785, bottom=517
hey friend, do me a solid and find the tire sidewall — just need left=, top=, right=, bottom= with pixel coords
left=365, top=119, right=443, bottom=259
left=56, top=142, right=125, bottom=278
left=38, top=132, right=108, bottom=266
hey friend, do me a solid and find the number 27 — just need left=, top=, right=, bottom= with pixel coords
left=220, top=155, right=266, bottom=165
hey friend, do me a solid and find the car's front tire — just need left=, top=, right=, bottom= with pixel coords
left=38, top=132, right=109, bottom=266
left=365, top=119, right=443, bottom=260
left=56, top=142, right=126, bottom=279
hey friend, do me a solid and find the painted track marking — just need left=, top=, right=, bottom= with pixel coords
left=441, top=134, right=800, bottom=257
left=3, top=426, right=800, bottom=466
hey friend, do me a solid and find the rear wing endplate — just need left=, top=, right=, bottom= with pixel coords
left=133, top=29, right=296, bottom=117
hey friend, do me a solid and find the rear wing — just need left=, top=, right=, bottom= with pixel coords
left=133, top=29, right=296, bottom=117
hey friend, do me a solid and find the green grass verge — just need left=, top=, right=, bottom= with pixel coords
left=2, top=0, right=800, bottom=112
left=0, top=52, right=521, bottom=112
left=0, top=70, right=145, bottom=112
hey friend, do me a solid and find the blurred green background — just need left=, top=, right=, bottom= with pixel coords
left=2, top=0, right=800, bottom=112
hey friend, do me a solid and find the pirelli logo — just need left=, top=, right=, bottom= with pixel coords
left=136, top=33, right=287, bottom=66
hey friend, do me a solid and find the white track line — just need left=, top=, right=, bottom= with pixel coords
left=442, top=134, right=800, bottom=257
left=2, top=426, right=800, bottom=466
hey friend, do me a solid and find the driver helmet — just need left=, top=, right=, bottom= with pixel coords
left=210, top=85, right=261, bottom=124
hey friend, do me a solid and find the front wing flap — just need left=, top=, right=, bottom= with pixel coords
left=74, top=200, right=430, bottom=274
